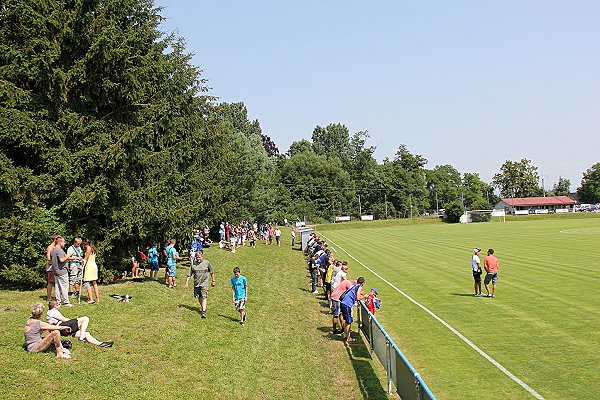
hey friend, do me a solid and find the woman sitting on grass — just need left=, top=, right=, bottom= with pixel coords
left=24, top=302, right=72, bottom=359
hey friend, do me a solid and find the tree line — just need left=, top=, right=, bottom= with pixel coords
left=1, top=0, right=598, bottom=287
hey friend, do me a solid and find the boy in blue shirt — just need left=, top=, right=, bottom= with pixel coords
left=147, top=244, right=159, bottom=280
left=230, top=267, right=248, bottom=325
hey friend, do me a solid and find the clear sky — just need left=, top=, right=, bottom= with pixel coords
left=157, top=1, right=599, bottom=191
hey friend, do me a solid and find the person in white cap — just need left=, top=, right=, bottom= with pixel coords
left=471, top=248, right=483, bottom=297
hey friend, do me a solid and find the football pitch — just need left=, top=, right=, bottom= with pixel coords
left=316, top=215, right=600, bottom=400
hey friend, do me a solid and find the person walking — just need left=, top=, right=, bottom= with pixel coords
left=291, top=229, right=296, bottom=247
left=82, top=238, right=100, bottom=304
left=231, top=267, right=248, bottom=325
left=484, top=248, right=499, bottom=298
left=471, top=248, right=483, bottom=297
left=275, top=227, right=282, bottom=246
left=184, top=252, right=215, bottom=318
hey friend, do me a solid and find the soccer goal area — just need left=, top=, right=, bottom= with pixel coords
left=460, top=209, right=506, bottom=223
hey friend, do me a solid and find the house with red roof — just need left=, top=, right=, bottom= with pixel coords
left=495, top=196, right=577, bottom=215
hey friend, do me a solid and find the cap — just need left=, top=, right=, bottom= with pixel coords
left=473, top=248, right=481, bottom=254
left=371, top=287, right=378, bottom=294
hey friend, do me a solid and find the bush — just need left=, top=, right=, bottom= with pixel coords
left=444, top=201, right=464, bottom=223
left=0, top=263, right=45, bottom=289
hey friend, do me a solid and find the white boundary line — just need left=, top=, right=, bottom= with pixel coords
left=320, top=234, right=545, bottom=400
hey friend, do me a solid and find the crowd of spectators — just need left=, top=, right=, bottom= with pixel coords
left=304, top=232, right=380, bottom=343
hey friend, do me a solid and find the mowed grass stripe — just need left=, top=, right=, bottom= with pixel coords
left=317, top=216, right=600, bottom=400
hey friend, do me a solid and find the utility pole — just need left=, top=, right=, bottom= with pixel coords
left=384, top=193, right=388, bottom=219
left=358, top=194, right=362, bottom=216
left=435, top=192, right=439, bottom=214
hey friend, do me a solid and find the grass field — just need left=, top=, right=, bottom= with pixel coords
left=316, top=214, right=600, bottom=400
left=0, top=235, right=389, bottom=400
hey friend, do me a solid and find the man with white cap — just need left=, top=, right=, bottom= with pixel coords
left=471, top=248, right=483, bottom=297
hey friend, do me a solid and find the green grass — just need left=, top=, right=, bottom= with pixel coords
left=316, top=215, right=600, bottom=400
left=0, top=234, right=389, bottom=400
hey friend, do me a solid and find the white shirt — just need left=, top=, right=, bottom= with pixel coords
left=46, top=308, right=64, bottom=325
left=331, top=269, right=346, bottom=289
left=471, top=254, right=481, bottom=271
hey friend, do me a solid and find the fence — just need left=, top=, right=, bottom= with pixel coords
left=357, top=301, right=436, bottom=400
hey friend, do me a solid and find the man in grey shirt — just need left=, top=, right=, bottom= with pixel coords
left=184, top=251, right=215, bottom=319
left=52, top=237, right=80, bottom=306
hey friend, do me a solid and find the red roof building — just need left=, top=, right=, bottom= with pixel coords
left=495, top=196, right=577, bottom=215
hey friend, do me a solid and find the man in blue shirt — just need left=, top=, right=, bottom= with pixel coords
left=231, top=267, right=248, bottom=325
left=340, top=276, right=366, bottom=343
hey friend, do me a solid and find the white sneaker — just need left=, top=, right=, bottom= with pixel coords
left=312, top=290, right=318, bottom=294
left=61, top=349, right=72, bottom=359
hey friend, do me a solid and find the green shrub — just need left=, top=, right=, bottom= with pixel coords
left=0, top=263, right=45, bottom=289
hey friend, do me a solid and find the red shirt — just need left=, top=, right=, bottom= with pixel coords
left=484, top=255, right=499, bottom=273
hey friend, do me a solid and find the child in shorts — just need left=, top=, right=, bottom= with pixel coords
left=230, top=267, right=248, bottom=325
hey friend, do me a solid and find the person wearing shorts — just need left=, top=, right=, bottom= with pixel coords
left=331, top=278, right=352, bottom=334
left=184, top=252, right=215, bottom=318
left=484, top=248, right=499, bottom=298
left=165, top=239, right=181, bottom=288
left=340, top=277, right=366, bottom=343
left=231, top=267, right=248, bottom=325
left=148, top=244, right=160, bottom=280
left=471, top=248, right=483, bottom=297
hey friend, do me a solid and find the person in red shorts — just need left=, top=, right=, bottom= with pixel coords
left=484, top=248, right=499, bottom=298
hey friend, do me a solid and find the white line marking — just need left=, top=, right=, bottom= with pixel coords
left=321, top=233, right=545, bottom=400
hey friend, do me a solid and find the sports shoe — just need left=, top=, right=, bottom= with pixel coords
left=201, top=311, right=206, bottom=319
left=64, top=303, right=74, bottom=307
left=242, top=313, right=246, bottom=323
left=61, top=349, right=71, bottom=359
left=100, top=341, right=114, bottom=348
left=312, top=290, right=318, bottom=294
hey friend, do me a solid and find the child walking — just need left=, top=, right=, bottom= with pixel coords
left=230, top=267, right=248, bottom=325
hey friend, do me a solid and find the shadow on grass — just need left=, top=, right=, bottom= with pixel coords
left=217, top=313, right=240, bottom=323
left=178, top=304, right=201, bottom=313
left=315, top=325, right=389, bottom=399
left=345, top=336, right=389, bottom=400
left=450, top=293, right=479, bottom=297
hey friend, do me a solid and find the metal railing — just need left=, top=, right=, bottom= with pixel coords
left=357, top=301, right=436, bottom=400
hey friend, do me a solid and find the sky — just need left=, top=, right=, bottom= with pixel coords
left=157, top=1, right=599, bottom=192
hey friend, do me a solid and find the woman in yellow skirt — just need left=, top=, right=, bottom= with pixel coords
left=82, top=238, right=100, bottom=304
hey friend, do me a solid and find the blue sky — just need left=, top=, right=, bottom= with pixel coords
left=157, top=1, right=599, bottom=191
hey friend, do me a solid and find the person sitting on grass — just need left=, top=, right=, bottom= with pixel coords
left=46, top=300, right=113, bottom=348
left=24, top=302, right=72, bottom=359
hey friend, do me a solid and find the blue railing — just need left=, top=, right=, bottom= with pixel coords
left=357, top=301, right=436, bottom=400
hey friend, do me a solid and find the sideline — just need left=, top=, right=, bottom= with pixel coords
left=320, top=233, right=545, bottom=400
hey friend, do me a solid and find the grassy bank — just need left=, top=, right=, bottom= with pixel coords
left=0, top=232, right=388, bottom=400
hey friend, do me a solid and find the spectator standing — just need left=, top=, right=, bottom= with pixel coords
left=484, top=249, right=499, bottom=298
left=166, top=239, right=181, bottom=288
left=147, top=244, right=159, bottom=280
left=365, top=288, right=381, bottom=315
left=471, top=248, right=483, bottom=297
left=51, top=237, right=77, bottom=307
left=45, top=236, right=59, bottom=301
left=330, top=277, right=352, bottom=334
left=67, top=237, right=84, bottom=298
left=275, top=227, right=282, bottom=246
left=340, top=276, right=366, bottom=343
left=231, top=267, right=248, bottom=325
left=184, top=252, right=215, bottom=318
left=82, top=238, right=100, bottom=304
left=291, top=229, right=296, bottom=247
